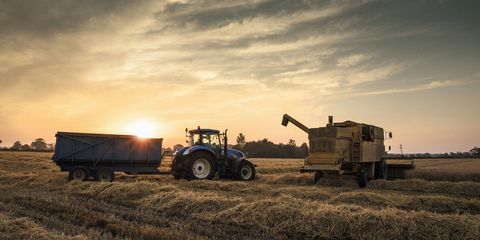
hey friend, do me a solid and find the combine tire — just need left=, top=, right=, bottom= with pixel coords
left=313, top=171, right=323, bottom=184
left=357, top=169, right=368, bottom=188
left=375, top=158, right=388, bottom=180
left=186, top=152, right=216, bottom=180
left=95, top=168, right=115, bottom=182
left=68, top=168, right=88, bottom=181
left=235, top=160, right=255, bottom=181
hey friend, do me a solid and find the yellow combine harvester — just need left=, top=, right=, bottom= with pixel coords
left=282, top=114, right=413, bottom=187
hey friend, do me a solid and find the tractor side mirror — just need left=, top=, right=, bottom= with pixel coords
left=389, top=132, right=393, bottom=138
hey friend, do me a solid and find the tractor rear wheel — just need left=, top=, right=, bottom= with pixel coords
left=186, top=152, right=217, bottom=180
left=235, top=160, right=255, bottom=181
left=69, top=168, right=88, bottom=181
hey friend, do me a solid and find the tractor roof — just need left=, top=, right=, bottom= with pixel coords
left=188, top=129, right=220, bottom=134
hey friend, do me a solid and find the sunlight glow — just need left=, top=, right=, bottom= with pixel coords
left=127, top=120, right=156, bottom=138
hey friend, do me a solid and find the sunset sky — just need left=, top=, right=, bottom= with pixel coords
left=1, top=0, right=479, bottom=153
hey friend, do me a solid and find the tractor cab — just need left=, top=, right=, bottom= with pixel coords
left=188, top=128, right=222, bottom=152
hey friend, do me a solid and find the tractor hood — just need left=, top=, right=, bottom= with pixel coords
left=174, top=146, right=246, bottom=159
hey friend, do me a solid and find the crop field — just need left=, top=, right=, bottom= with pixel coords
left=0, top=151, right=479, bottom=239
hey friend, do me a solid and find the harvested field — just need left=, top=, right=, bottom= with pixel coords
left=0, top=151, right=479, bottom=239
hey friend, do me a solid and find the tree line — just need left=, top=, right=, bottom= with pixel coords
left=232, top=133, right=309, bottom=158
left=0, top=138, right=54, bottom=152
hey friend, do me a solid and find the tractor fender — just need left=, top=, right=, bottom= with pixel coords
left=182, top=145, right=217, bottom=157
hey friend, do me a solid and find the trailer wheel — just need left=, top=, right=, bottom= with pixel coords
left=69, top=168, right=88, bottom=181
left=357, top=168, right=368, bottom=188
left=235, top=160, right=255, bottom=181
left=95, top=168, right=115, bottom=182
left=313, top=171, right=323, bottom=184
left=375, top=158, right=388, bottom=180
left=186, top=152, right=216, bottom=180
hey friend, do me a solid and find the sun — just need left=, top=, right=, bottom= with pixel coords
left=127, top=120, right=156, bottom=138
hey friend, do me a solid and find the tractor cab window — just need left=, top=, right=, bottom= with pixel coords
left=203, top=133, right=221, bottom=150
left=190, top=132, right=221, bottom=149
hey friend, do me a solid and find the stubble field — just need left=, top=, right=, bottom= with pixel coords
left=0, top=151, right=479, bottom=239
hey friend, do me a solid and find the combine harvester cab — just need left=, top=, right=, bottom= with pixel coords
left=281, top=114, right=414, bottom=188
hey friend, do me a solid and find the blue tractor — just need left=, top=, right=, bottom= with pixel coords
left=171, top=127, right=256, bottom=181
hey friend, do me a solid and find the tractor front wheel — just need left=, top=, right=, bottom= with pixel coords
left=235, top=160, right=256, bottom=181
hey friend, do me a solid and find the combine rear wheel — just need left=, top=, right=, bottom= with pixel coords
left=375, top=158, right=388, bottom=180
left=68, top=168, right=88, bottom=181
left=313, top=171, right=323, bottom=184
left=235, top=160, right=255, bottom=181
left=186, top=152, right=217, bottom=180
left=357, top=167, right=368, bottom=188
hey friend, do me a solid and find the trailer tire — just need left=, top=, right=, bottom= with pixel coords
left=186, top=152, right=216, bottom=180
left=69, top=168, right=88, bottom=181
left=357, top=169, right=368, bottom=188
left=95, top=168, right=115, bottom=182
left=235, top=160, right=255, bottom=181
left=313, top=171, right=323, bottom=184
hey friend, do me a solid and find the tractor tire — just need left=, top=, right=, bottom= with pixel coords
left=185, top=152, right=217, bottom=180
left=313, top=171, right=323, bottom=184
left=68, top=167, right=88, bottom=181
left=235, top=160, right=256, bottom=181
left=95, top=168, right=115, bottom=182
left=357, top=169, right=368, bottom=188
left=374, top=158, right=388, bottom=180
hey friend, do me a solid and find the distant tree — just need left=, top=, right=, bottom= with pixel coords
left=10, top=141, right=22, bottom=150
left=173, top=144, right=184, bottom=152
left=21, top=144, right=32, bottom=151
left=47, top=143, right=55, bottom=151
left=471, top=147, right=480, bottom=156
left=287, top=139, right=296, bottom=146
left=31, top=138, right=48, bottom=151
left=236, top=133, right=246, bottom=147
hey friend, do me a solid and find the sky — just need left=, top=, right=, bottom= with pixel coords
left=0, top=0, right=479, bottom=153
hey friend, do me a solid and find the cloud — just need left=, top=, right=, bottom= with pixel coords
left=357, top=79, right=480, bottom=96
left=336, top=54, right=371, bottom=67
left=346, top=64, right=403, bottom=86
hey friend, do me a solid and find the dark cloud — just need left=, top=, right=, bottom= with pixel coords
left=0, top=0, right=150, bottom=38
left=155, top=0, right=335, bottom=30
